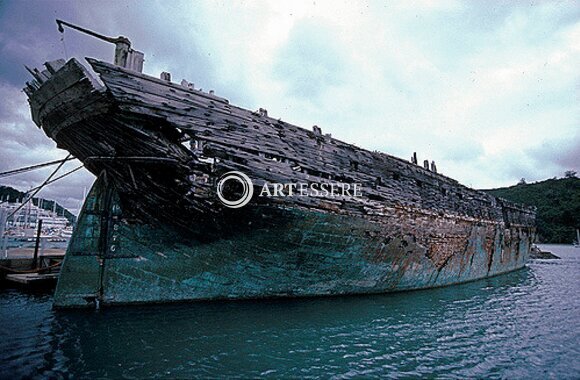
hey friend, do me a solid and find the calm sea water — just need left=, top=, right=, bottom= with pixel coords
left=1, top=244, right=578, bottom=379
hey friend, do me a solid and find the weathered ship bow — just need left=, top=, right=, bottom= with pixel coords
left=24, top=23, right=536, bottom=308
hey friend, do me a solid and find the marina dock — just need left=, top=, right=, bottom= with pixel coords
left=5, top=272, right=60, bottom=285
left=0, top=248, right=64, bottom=287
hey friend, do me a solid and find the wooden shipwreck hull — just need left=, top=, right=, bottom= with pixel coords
left=24, top=57, right=536, bottom=308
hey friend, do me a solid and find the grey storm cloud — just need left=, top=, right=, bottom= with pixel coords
left=527, top=134, right=580, bottom=175
left=0, top=1, right=222, bottom=91
left=0, top=1, right=224, bottom=214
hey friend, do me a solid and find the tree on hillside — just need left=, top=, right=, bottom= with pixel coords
left=485, top=176, right=580, bottom=243
left=564, top=170, right=577, bottom=178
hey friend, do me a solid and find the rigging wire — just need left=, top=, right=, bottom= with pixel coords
left=0, top=157, right=75, bottom=179
left=7, top=154, right=72, bottom=219
left=60, top=28, right=68, bottom=60
left=27, top=164, right=85, bottom=193
left=0, top=164, right=84, bottom=206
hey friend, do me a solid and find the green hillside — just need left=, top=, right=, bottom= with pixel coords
left=0, top=185, right=76, bottom=224
left=484, top=176, right=580, bottom=244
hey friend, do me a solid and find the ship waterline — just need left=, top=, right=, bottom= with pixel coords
left=24, top=54, right=535, bottom=307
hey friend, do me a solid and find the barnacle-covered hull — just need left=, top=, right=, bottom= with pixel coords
left=24, top=58, right=536, bottom=308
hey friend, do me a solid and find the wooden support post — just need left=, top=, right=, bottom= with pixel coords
left=114, top=41, right=131, bottom=67
left=431, top=161, right=437, bottom=173
left=32, top=219, right=43, bottom=269
left=0, top=208, right=7, bottom=258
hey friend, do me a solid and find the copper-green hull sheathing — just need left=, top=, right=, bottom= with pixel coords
left=55, top=174, right=530, bottom=308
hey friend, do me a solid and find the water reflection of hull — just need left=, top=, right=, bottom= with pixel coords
left=43, top=266, right=547, bottom=379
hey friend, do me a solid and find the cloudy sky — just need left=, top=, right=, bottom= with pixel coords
left=0, top=0, right=578, bottom=214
